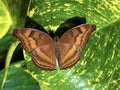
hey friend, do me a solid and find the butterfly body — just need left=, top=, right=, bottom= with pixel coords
left=13, top=24, right=96, bottom=70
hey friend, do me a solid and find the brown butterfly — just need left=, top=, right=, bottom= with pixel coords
left=13, top=24, right=96, bottom=70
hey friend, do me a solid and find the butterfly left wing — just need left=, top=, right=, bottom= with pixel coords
left=13, top=28, right=55, bottom=52
left=13, top=28, right=56, bottom=70
left=31, top=45, right=56, bottom=70
left=58, top=24, right=96, bottom=69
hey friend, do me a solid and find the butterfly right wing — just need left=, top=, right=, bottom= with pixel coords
left=13, top=28, right=56, bottom=70
left=58, top=44, right=82, bottom=69
left=59, top=24, right=96, bottom=69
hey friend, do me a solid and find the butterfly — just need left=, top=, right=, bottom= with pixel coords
left=13, top=24, right=96, bottom=70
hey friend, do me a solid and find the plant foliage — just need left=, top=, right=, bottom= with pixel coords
left=0, top=0, right=120, bottom=90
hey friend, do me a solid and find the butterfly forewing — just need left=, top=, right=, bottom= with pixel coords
left=13, top=28, right=56, bottom=70
left=13, top=28, right=54, bottom=52
left=59, top=24, right=96, bottom=69
left=59, top=24, right=96, bottom=47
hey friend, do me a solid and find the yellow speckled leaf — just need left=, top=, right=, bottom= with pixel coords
left=0, top=0, right=11, bottom=39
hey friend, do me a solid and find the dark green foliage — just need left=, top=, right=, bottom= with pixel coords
left=0, top=0, right=120, bottom=90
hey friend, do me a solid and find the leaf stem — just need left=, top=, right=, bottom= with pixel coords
left=1, top=41, right=19, bottom=89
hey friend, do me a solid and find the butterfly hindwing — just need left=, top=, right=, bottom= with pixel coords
left=31, top=45, right=56, bottom=70
left=58, top=44, right=82, bottom=69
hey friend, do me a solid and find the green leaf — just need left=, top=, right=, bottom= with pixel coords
left=0, top=0, right=11, bottom=38
left=25, top=0, right=120, bottom=90
left=0, top=61, right=40, bottom=90
left=1, top=41, right=19, bottom=89
left=0, top=0, right=30, bottom=88
left=1, top=0, right=30, bottom=28
left=28, top=0, right=120, bottom=30
left=1, top=0, right=120, bottom=90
